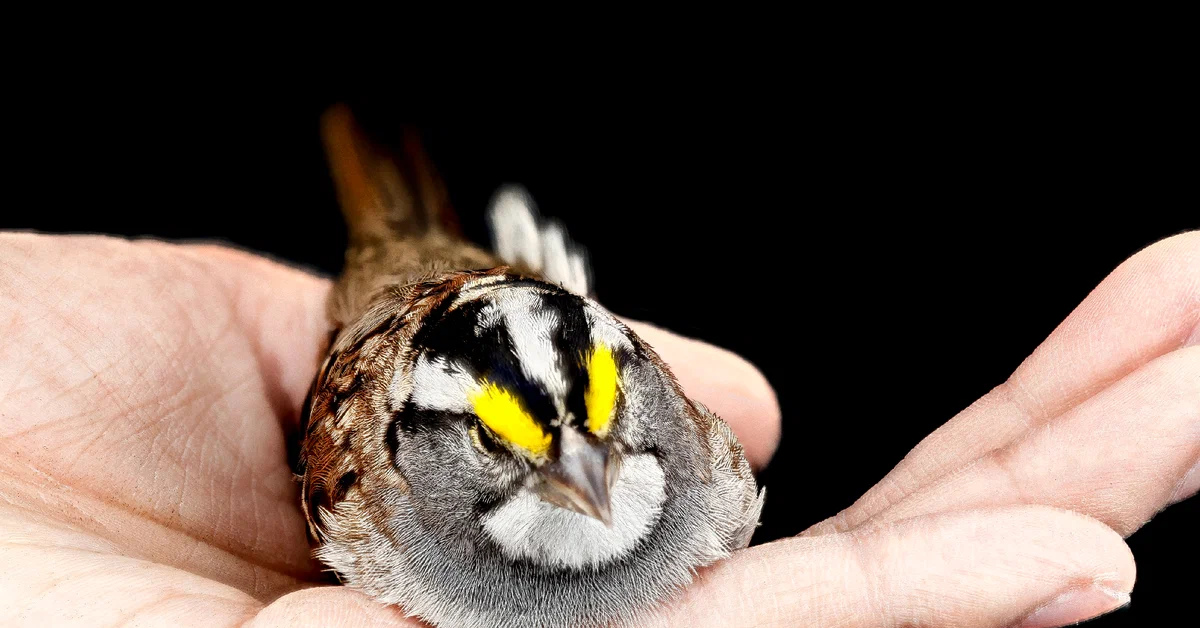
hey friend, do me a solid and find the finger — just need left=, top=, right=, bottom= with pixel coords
left=248, top=587, right=422, bottom=628
left=836, top=345, right=1200, bottom=536
left=816, top=231, right=1199, bottom=532
left=625, top=319, right=782, bottom=470
left=652, top=506, right=1134, bottom=628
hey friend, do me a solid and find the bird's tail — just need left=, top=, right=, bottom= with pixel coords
left=320, top=105, right=459, bottom=244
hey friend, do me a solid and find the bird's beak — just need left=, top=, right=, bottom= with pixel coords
left=535, top=426, right=619, bottom=526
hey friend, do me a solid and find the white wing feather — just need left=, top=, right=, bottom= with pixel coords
left=487, top=185, right=591, bottom=296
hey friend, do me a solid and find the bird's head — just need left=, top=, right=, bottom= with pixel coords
left=388, top=274, right=688, bottom=568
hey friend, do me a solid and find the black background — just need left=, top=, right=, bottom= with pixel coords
left=9, top=73, right=1194, bottom=626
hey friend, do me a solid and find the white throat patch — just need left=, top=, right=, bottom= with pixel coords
left=481, top=453, right=666, bottom=570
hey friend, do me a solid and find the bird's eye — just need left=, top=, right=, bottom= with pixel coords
left=584, top=344, right=619, bottom=438
left=469, top=382, right=552, bottom=460
left=468, top=423, right=502, bottom=458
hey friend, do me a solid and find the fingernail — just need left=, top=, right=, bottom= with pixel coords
left=1169, top=458, right=1200, bottom=505
left=1016, top=584, right=1130, bottom=628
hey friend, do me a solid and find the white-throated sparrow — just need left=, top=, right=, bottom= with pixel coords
left=298, top=108, right=764, bottom=628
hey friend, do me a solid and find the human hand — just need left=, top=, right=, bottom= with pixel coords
left=1, top=232, right=1194, bottom=627
left=0, top=233, right=779, bottom=627
left=660, top=231, right=1197, bottom=627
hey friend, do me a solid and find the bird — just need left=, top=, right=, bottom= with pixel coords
left=297, top=107, right=764, bottom=628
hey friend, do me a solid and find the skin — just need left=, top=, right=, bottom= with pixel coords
left=0, top=231, right=1196, bottom=627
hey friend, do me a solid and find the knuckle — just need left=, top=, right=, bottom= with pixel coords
left=1163, top=345, right=1200, bottom=418
left=1140, top=344, right=1200, bottom=399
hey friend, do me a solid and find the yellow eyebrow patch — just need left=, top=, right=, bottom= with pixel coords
left=469, top=382, right=552, bottom=459
left=584, top=344, right=620, bottom=438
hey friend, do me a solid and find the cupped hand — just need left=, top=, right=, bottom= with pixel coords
left=0, top=232, right=1194, bottom=627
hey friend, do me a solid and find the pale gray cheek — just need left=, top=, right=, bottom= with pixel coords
left=480, top=453, right=666, bottom=570
left=612, top=359, right=680, bottom=448
left=402, top=422, right=527, bottom=494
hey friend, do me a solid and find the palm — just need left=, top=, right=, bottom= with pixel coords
left=0, top=235, right=331, bottom=621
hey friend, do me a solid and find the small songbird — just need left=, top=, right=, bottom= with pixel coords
left=298, top=108, right=764, bottom=628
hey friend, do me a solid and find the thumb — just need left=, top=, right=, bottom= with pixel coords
left=653, top=505, right=1135, bottom=628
